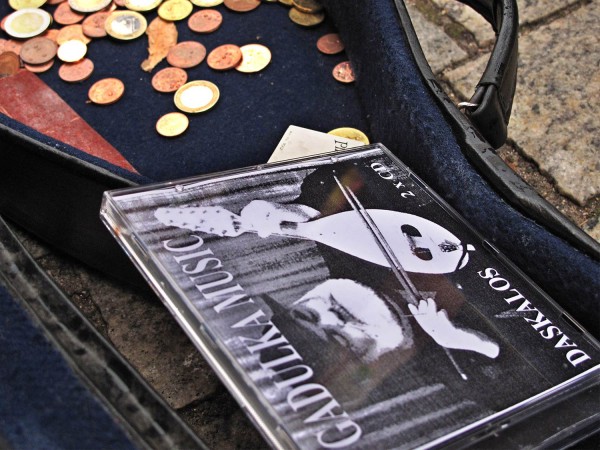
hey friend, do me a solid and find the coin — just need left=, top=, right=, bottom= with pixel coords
left=317, top=33, right=344, bottom=55
left=167, top=41, right=206, bottom=68
left=47, top=0, right=67, bottom=4
left=0, top=39, right=6, bottom=52
left=151, top=66, right=187, bottom=92
left=88, top=77, right=124, bottom=104
left=19, top=36, right=57, bottom=64
left=24, top=58, right=54, bottom=72
left=332, top=60, right=354, bottom=83
left=223, top=0, right=260, bottom=13
left=174, top=80, right=219, bottom=113
left=58, top=57, right=94, bottom=81
left=158, top=0, right=193, bottom=21
left=8, top=0, right=46, bottom=9
left=124, top=0, right=162, bottom=11
left=278, top=0, right=293, bottom=5
left=156, top=112, right=189, bottom=137
left=105, top=11, right=147, bottom=40
left=291, top=0, right=322, bottom=13
left=57, top=24, right=91, bottom=44
left=328, top=127, right=369, bottom=145
left=40, top=28, right=60, bottom=42
left=288, top=7, right=324, bottom=27
left=0, top=16, right=8, bottom=32
left=188, top=9, right=222, bottom=33
left=4, top=40, right=23, bottom=54
left=68, top=0, right=111, bottom=13
left=190, top=0, right=222, bottom=6
left=57, top=39, right=87, bottom=62
left=4, top=8, right=52, bottom=39
left=206, top=43, right=242, bottom=70
left=82, top=11, right=109, bottom=37
left=235, top=43, right=271, bottom=73
left=0, top=51, right=21, bottom=77
left=54, top=2, right=85, bottom=25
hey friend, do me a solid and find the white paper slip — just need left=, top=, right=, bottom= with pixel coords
left=268, top=125, right=365, bottom=163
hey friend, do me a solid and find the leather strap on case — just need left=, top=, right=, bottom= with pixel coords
left=457, top=0, right=518, bottom=149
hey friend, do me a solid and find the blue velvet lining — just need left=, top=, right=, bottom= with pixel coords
left=0, top=285, right=135, bottom=450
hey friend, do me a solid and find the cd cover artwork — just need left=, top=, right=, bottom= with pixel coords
left=102, top=145, right=600, bottom=449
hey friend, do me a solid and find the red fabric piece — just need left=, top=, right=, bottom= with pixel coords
left=0, top=70, right=137, bottom=173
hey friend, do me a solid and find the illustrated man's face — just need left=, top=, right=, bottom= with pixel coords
left=289, top=279, right=405, bottom=362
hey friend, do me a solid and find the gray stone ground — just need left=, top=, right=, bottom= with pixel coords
left=11, top=0, right=600, bottom=448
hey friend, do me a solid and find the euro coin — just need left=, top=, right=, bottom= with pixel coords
left=235, top=43, right=271, bottom=73
left=167, top=41, right=206, bottom=68
left=8, top=0, right=46, bottom=10
left=187, top=9, right=222, bottom=33
left=288, top=7, right=324, bottom=27
left=82, top=11, right=109, bottom=37
left=206, top=43, right=242, bottom=70
left=57, top=39, right=87, bottom=62
left=58, top=57, right=94, bottom=81
left=317, top=33, right=344, bottom=55
left=190, top=0, right=222, bottom=6
left=19, top=36, right=57, bottom=64
left=88, top=77, right=125, bottom=104
left=332, top=60, right=354, bottom=83
left=68, top=0, right=111, bottom=13
left=54, top=2, right=85, bottom=25
left=291, top=0, right=322, bottom=13
left=156, top=112, right=189, bottom=137
left=124, top=0, right=162, bottom=12
left=223, top=0, right=259, bottom=13
left=0, top=51, right=21, bottom=77
left=174, top=80, right=219, bottom=113
left=40, top=28, right=60, bottom=42
left=105, top=10, right=147, bottom=40
left=4, top=8, right=52, bottom=39
left=151, top=66, right=187, bottom=92
left=328, top=127, right=369, bottom=145
left=158, top=0, right=193, bottom=21
left=57, top=24, right=91, bottom=44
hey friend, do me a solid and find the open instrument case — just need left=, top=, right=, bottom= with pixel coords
left=0, top=0, right=599, bottom=446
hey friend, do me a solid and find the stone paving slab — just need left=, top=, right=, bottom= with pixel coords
left=405, top=2, right=468, bottom=73
left=517, top=0, right=582, bottom=25
left=431, top=0, right=495, bottom=46
left=445, top=1, right=600, bottom=205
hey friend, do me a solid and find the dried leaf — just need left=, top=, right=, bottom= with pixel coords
left=141, top=17, right=178, bottom=72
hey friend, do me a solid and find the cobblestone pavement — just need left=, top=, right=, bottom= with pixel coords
left=11, top=1, right=600, bottom=448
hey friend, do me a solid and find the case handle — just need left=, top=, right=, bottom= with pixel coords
left=456, top=0, right=518, bottom=149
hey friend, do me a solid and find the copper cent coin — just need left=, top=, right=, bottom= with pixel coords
left=317, top=33, right=344, bottom=55
left=4, top=40, right=23, bottom=54
left=223, top=0, right=260, bottom=13
left=235, top=43, right=271, bottom=73
left=167, top=41, right=206, bottom=68
left=57, top=24, right=91, bottom=45
left=82, top=11, right=109, bottom=38
left=151, top=66, right=187, bottom=92
left=156, top=112, right=189, bottom=137
left=24, top=59, right=54, bottom=72
left=58, top=57, right=94, bottom=81
left=88, top=77, right=124, bottom=104
left=0, top=51, right=21, bottom=77
left=19, top=36, right=57, bottom=64
left=54, top=2, right=85, bottom=25
left=332, top=60, right=354, bottom=83
left=187, top=9, right=222, bottom=33
left=206, top=43, right=242, bottom=70
left=40, top=28, right=60, bottom=42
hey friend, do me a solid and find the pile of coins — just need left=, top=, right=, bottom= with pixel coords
left=1, top=0, right=360, bottom=139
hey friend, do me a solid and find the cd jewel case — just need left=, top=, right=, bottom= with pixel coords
left=101, top=145, right=600, bottom=449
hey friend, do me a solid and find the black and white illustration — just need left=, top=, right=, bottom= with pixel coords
left=103, top=146, right=600, bottom=449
